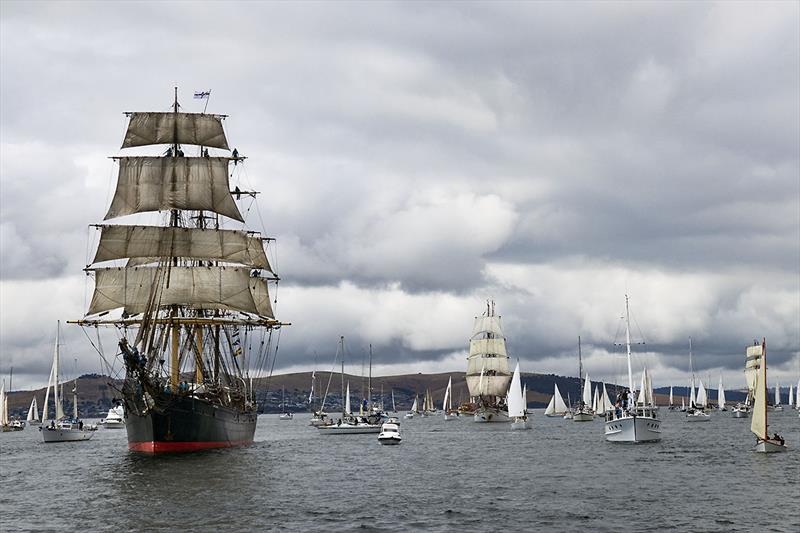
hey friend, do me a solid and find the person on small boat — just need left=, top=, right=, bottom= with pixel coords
left=771, top=433, right=785, bottom=446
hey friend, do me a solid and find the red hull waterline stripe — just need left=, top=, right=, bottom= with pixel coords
left=128, top=440, right=253, bottom=453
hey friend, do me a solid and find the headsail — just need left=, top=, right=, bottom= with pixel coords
left=121, top=112, right=229, bottom=149
left=506, top=363, right=525, bottom=418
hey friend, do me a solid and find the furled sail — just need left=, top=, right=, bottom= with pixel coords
left=88, top=266, right=274, bottom=318
left=93, top=225, right=270, bottom=270
left=121, top=112, right=229, bottom=149
left=105, top=157, right=243, bottom=222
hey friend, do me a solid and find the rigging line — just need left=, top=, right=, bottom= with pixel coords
left=264, top=328, right=282, bottom=396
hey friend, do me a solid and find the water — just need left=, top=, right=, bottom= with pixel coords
left=2, top=409, right=798, bottom=532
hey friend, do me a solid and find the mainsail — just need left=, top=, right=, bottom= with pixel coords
left=774, top=382, right=781, bottom=406
left=465, top=301, right=511, bottom=398
left=718, top=376, right=726, bottom=410
left=582, top=373, right=592, bottom=406
left=750, top=340, right=768, bottom=440
left=696, top=380, right=707, bottom=407
left=507, top=363, right=525, bottom=418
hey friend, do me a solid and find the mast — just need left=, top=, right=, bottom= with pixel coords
left=73, top=358, right=78, bottom=419
left=578, top=336, right=583, bottom=406
left=624, top=295, right=634, bottom=393
left=340, top=336, right=345, bottom=416
left=368, top=344, right=372, bottom=410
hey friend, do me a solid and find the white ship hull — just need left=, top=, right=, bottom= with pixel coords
left=754, top=439, right=787, bottom=453
left=473, top=408, right=510, bottom=423
left=732, top=407, right=750, bottom=418
left=102, top=419, right=125, bottom=429
left=604, top=414, right=661, bottom=443
left=41, top=427, right=94, bottom=442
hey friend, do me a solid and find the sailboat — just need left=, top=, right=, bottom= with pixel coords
left=0, top=381, right=11, bottom=432
left=686, top=338, right=710, bottom=422
left=508, top=363, right=531, bottom=430
left=41, top=322, right=94, bottom=442
left=788, top=385, right=794, bottom=412
left=717, top=376, right=727, bottom=411
left=604, top=295, right=661, bottom=443
left=466, top=300, right=512, bottom=423
left=734, top=342, right=761, bottom=418
left=318, top=339, right=382, bottom=434
left=391, top=389, right=396, bottom=413
left=544, top=383, right=569, bottom=417
left=668, top=386, right=675, bottom=410
left=68, top=91, right=284, bottom=452
left=572, top=337, right=594, bottom=422
left=750, top=339, right=786, bottom=453
left=279, top=387, right=293, bottom=420
left=421, top=388, right=436, bottom=416
left=772, top=382, right=783, bottom=411
left=405, top=395, right=418, bottom=419
left=26, top=396, right=41, bottom=426
left=595, top=383, right=613, bottom=416
left=442, top=377, right=459, bottom=420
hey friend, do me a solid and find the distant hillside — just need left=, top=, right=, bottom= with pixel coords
left=5, top=372, right=749, bottom=417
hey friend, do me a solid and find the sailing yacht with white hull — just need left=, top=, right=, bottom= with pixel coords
left=573, top=337, right=593, bottom=422
left=508, top=363, right=531, bottom=430
left=750, top=339, right=786, bottom=453
left=26, top=397, right=41, bottom=427
left=544, top=383, right=568, bottom=417
left=604, top=296, right=661, bottom=443
left=41, top=322, right=94, bottom=443
left=686, top=338, right=710, bottom=422
left=466, top=301, right=511, bottom=423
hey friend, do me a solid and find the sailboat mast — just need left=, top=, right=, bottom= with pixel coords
left=368, top=344, right=372, bottom=410
left=578, top=336, right=583, bottom=404
left=340, top=336, right=345, bottom=415
left=689, top=336, right=695, bottom=390
left=762, top=338, right=768, bottom=436
left=73, top=358, right=78, bottom=419
left=624, top=295, right=633, bottom=393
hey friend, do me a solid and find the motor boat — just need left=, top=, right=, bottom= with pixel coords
left=377, top=418, right=401, bottom=445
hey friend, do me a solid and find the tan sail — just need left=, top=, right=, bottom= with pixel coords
left=87, top=266, right=273, bottom=318
left=121, top=112, right=229, bottom=149
left=750, top=340, right=768, bottom=440
left=105, top=157, right=243, bottom=222
left=93, top=225, right=270, bottom=270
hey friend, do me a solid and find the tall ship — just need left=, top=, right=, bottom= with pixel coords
left=465, top=301, right=511, bottom=422
left=71, top=90, right=285, bottom=452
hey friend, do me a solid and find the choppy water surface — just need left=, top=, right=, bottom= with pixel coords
left=2, top=409, right=798, bottom=532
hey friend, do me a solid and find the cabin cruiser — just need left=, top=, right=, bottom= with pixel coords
left=377, top=418, right=401, bottom=445
left=100, top=403, right=125, bottom=429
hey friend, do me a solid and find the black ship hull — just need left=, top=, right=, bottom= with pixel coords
left=124, top=394, right=257, bottom=453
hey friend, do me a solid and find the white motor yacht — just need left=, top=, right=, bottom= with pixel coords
left=377, top=418, right=401, bottom=445
left=101, top=403, right=125, bottom=429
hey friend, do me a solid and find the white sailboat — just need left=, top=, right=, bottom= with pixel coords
left=0, top=381, right=9, bottom=432
left=508, top=363, right=531, bottom=430
left=668, top=386, right=675, bottom=410
left=573, top=337, right=594, bottom=422
left=41, top=322, right=94, bottom=442
left=318, top=348, right=382, bottom=434
left=772, top=382, right=783, bottom=411
left=544, top=383, right=569, bottom=417
left=750, top=339, right=786, bottom=453
left=443, top=377, right=459, bottom=420
left=279, top=387, right=293, bottom=420
left=467, top=301, right=511, bottom=423
left=595, top=383, right=613, bottom=416
left=604, top=295, right=661, bottom=443
left=26, top=396, right=41, bottom=426
left=686, top=338, right=710, bottom=422
left=717, top=376, right=727, bottom=411
left=405, top=395, right=418, bottom=419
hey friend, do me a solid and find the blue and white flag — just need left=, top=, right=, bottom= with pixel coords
left=193, top=91, right=210, bottom=99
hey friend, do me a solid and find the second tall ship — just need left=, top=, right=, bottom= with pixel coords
left=72, top=90, right=285, bottom=452
left=465, top=301, right=512, bottom=423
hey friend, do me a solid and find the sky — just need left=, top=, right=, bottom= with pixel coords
left=1, top=1, right=798, bottom=392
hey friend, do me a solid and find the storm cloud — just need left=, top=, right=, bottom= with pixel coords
left=1, top=1, right=798, bottom=390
